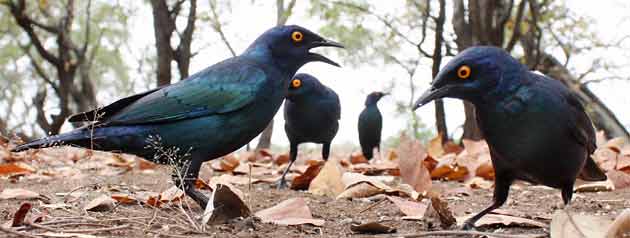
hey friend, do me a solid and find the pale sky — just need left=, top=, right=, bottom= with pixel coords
left=113, top=1, right=630, bottom=150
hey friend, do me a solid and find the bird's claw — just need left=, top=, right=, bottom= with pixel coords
left=276, top=179, right=289, bottom=190
left=461, top=222, right=476, bottom=230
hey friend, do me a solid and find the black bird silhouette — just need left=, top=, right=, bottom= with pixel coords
left=358, top=92, right=387, bottom=160
left=413, top=46, right=607, bottom=229
left=13, top=25, right=343, bottom=208
left=279, top=73, right=340, bottom=188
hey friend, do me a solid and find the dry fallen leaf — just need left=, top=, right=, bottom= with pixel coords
left=203, top=184, right=251, bottom=225
left=350, top=221, right=396, bottom=234
left=465, top=177, right=493, bottom=190
left=290, top=163, right=323, bottom=190
left=606, top=170, right=630, bottom=190
left=443, top=141, right=464, bottom=154
left=84, top=194, right=116, bottom=212
left=430, top=154, right=469, bottom=181
left=593, top=148, right=618, bottom=172
left=135, top=191, right=161, bottom=207
left=0, top=162, right=36, bottom=176
left=274, top=153, right=290, bottom=165
left=424, top=196, right=456, bottom=228
left=195, top=178, right=212, bottom=190
left=604, top=137, right=626, bottom=153
left=550, top=209, right=612, bottom=238
left=350, top=152, right=368, bottom=164
left=219, top=154, right=240, bottom=172
left=0, top=188, right=41, bottom=200
left=159, top=186, right=185, bottom=203
left=606, top=209, right=630, bottom=238
left=337, top=182, right=384, bottom=199
left=426, top=133, right=444, bottom=159
left=387, top=196, right=428, bottom=220
left=574, top=179, right=615, bottom=192
left=351, top=161, right=399, bottom=175
left=397, top=134, right=432, bottom=193
left=617, top=154, right=630, bottom=172
left=136, top=159, right=157, bottom=170
left=11, top=202, right=32, bottom=227
left=309, top=158, right=344, bottom=197
left=111, top=193, right=136, bottom=204
left=255, top=197, right=324, bottom=226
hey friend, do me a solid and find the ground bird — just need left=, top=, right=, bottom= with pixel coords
left=358, top=92, right=387, bottom=160
left=278, top=73, right=340, bottom=188
left=12, top=25, right=343, bottom=209
left=413, top=46, right=607, bottom=230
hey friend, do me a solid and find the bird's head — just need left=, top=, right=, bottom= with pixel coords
left=365, top=91, right=388, bottom=106
left=244, top=25, right=344, bottom=73
left=286, top=73, right=324, bottom=101
left=413, top=46, right=527, bottom=110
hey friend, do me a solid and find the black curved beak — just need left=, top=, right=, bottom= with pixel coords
left=308, top=39, right=344, bottom=67
left=412, top=85, right=454, bottom=110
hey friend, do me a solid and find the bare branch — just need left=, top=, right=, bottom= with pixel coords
left=276, top=0, right=297, bottom=26
left=81, top=0, right=93, bottom=58
left=505, top=0, right=526, bottom=52
left=333, top=1, right=418, bottom=48
left=209, top=0, right=236, bottom=57
left=5, top=0, right=61, bottom=66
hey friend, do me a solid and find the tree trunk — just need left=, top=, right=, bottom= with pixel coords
left=256, top=119, right=274, bottom=150
left=432, top=0, right=448, bottom=142
left=150, top=0, right=174, bottom=87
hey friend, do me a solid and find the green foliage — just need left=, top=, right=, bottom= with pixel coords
left=0, top=0, right=132, bottom=135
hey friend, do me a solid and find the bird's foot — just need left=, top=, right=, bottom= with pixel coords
left=276, top=179, right=289, bottom=190
left=461, top=221, right=476, bottom=230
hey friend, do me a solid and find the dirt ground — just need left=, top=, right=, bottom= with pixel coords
left=1, top=163, right=628, bottom=238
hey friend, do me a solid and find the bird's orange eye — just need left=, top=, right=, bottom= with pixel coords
left=457, top=65, right=471, bottom=79
left=291, top=79, right=301, bottom=88
left=291, top=31, right=303, bottom=43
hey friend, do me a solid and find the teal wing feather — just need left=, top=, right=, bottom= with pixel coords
left=105, top=61, right=267, bottom=125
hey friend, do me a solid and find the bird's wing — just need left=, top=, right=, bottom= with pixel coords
left=67, top=87, right=163, bottom=122
left=104, top=62, right=267, bottom=125
left=563, top=91, right=596, bottom=154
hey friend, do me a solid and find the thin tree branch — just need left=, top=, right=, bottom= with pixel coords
left=505, top=0, right=526, bottom=52
left=5, top=0, right=61, bottom=66
left=209, top=0, right=236, bottom=57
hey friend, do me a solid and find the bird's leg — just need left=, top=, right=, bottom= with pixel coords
left=462, top=174, right=513, bottom=230
left=277, top=143, right=298, bottom=189
left=322, top=143, right=331, bottom=161
left=561, top=184, right=574, bottom=206
left=172, top=155, right=208, bottom=209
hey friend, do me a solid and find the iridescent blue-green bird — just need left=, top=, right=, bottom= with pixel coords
left=278, top=73, right=340, bottom=188
left=413, top=46, right=606, bottom=230
left=358, top=92, right=387, bottom=160
left=12, top=25, right=343, bottom=208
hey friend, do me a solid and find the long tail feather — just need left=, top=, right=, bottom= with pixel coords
left=11, top=130, right=90, bottom=152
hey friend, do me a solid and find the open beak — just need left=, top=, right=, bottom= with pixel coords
left=308, top=39, right=344, bottom=67
left=412, top=85, right=454, bottom=110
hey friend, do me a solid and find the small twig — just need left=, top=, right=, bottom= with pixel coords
left=128, top=226, right=192, bottom=238
left=359, top=198, right=388, bottom=214
left=48, top=222, right=109, bottom=228
left=177, top=201, right=200, bottom=231
left=28, top=222, right=130, bottom=234
left=563, top=209, right=587, bottom=238
left=0, top=225, right=42, bottom=238
left=394, top=230, right=546, bottom=238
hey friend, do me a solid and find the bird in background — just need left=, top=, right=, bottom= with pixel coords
left=358, top=91, right=387, bottom=160
left=279, top=73, right=340, bottom=188
left=413, top=46, right=606, bottom=230
left=12, top=25, right=344, bottom=209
